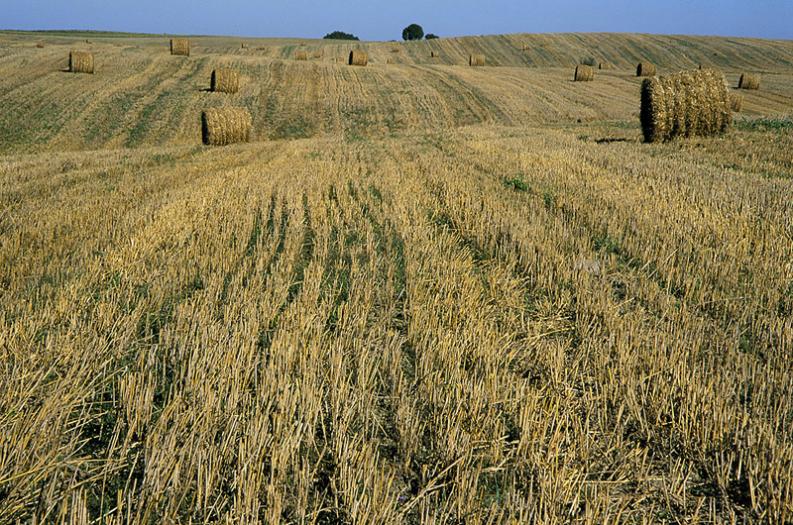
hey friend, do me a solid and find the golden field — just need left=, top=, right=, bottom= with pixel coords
left=0, top=31, right=792, bottom=524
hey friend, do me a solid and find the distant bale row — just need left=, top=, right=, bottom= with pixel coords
left=349, top=50, right=368, bottom=66
left=469, top=54, right=486, bottom=67
left=202, top=107, right=252, bottom=146
left=574, top=65, right=594, bottom=82
left=211, top=68, right=240, bottom=94
left=637, top=62, right=657, bottom=77
left=640, top=68, right=731, bottom=143
left=738, top=73, right=760, bottom=90
left=170, top=38, right=190, bottom=57
left=69, top=51, right=94, bottom=74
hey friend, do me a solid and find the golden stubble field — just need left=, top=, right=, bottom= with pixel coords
left=0, top=31, right=792, bottom=524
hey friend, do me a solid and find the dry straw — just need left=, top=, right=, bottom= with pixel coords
left=210, top=69, right=240, bottom=94
left=201, top=107, right=252, bottom=146
left=69, top=51, right=94, bottom=74
left=349, top=50, right=368, bottom=66
left=729, top=93, right=744, bottom=112
left=469, top=54, right=486, bottom=67
left=738, top=73, right=760, bottom=90
left=170, top=38, right=190, bottom=56
left=294, top=50, right=308, bottom=61
left=574, top=65, right=594, bottom=81
left=640, top=68, right=731, bottom=143
left=636, top=62, right=657, bottom=77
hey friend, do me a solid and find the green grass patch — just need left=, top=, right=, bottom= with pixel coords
left=735, top=116, right=793, bottom=133
left=504, top=175, right=529, bottom=192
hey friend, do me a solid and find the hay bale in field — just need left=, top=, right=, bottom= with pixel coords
left=598, top=62, right=613, bottom=70
left=574, top=65, right=594, bottom=81
left=201, top=107, right=252, bottom=146
left=640, top=68, right=731, bottom=143
left=738, top=73, right=760, bottom=90
left=636, top=62, right=656, bottom=77
left=469, top=54, right=486, bottom=67
left=349, top=50, right=368, bottom=66
left=170, top=38, right=190, bottom=56
left=69, top=51, right=94, bottom=74
left=294, top=50, right=308, bottom=61
left=312, top=50, right=323, bottom=59
left=240, top=43, right=247, bottom=49
left=35, top=42, right=45, bottom=48
left=210, top=68, right=240, bottom=94
left=430, top=50, right=439, bottom=58
left=729, top=93, right=744, bottom=112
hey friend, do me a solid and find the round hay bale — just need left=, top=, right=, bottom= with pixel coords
left=210, top=68, right=240, bottom=94
left=640, top=68, right=731, bottom=143
left=170, top=38, right=190, bottom=57
left=349, top=50, right=368, bottom=66
left=69, top=51, right=94, bottom=74
left=312, top=50, right=324, bottom=59
left=574, top=64, right=594, bottom=82
left=636, top=62, right=657, bottom=77
left=729, top=93, right=744, bottom=112
left=430, top=50, right=439, bottom=58
left=201, top=107, right=252, bottom=146
left=469, top=54, right=486, bottom=67
left=35, top=42, right=45, bottom=49
left=738, top=73, right=760, bottom=90
left=294, top=50, right=308, bottom=61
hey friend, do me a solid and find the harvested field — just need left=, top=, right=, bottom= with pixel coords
left=1, top=30, right=792, bottom=524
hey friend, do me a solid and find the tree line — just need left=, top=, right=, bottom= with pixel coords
left=323, top=24, right=437, bottom=42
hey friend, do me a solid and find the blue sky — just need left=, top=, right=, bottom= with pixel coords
left=4, top=0, right=792, bottom=40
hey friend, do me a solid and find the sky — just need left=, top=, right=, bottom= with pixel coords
left=4, top=0, right=793, bottom=41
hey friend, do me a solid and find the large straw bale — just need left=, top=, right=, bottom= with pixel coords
left=211, top=69, right=240, bottom=94
left=170, top=38, right=190, bottom=56
left=69, top=51, right=94, bottom=74
left=636, top=62, right=657, bottom=77
left=738, top=74, right=760, bottom=90
left=574, top=64, right=594, bottom=81
left=469, top=54, right=486, bottom=67
left=349, top=50, right=368, bottom=66
left=201, top=107, right=252, bottom=146
left=640, top=68, right=731, bottom=143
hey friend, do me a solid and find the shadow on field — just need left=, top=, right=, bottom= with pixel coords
left=595, top=137, right=632, bottom=144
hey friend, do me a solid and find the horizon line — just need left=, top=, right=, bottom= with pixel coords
left=2, top=28, right=791, bottom=43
